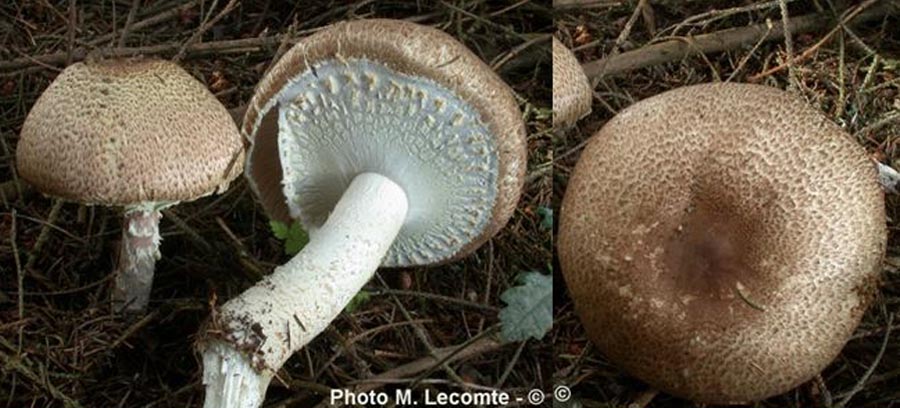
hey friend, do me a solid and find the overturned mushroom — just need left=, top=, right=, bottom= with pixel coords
left=199, top=19, right=526, bottom=407
left=552, top=37, right=591, bottom=129
left=16, top=58, right=244, bottom=312
left=559, top=83, right=885, bottom=404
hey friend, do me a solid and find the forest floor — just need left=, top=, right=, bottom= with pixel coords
left=0, top=1, right=553, bottom=407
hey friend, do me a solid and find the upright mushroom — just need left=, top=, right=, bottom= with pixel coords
left=559, top=83, right=885, bottom=404
left=199, top=19, right=526, bottom=407
left=552, top=36, right=591, bottom=129
left=16, top=58, right=244, bottom=312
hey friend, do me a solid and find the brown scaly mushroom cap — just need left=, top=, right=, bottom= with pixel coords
left=559, top=83, right=885, bottom=404
left=552, top=36, right=591, bottom=129
left=17, top=58, right=245, bottom=206
left=242, top=19, right=526, bottom=267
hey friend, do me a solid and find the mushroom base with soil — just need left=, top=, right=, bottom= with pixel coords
left=200, top=172, right=408, bottom=407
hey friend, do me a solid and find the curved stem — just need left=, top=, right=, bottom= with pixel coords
left=201, top=172, right=408, bottom=408
left=112, top=208, right=162, bottom=312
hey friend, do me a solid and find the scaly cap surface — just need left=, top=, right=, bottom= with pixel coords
left=559, top=83, right=885, bottom=404
left=552, top=37, right=591, bottom=128
left=17, top=58, right=245, bottom=206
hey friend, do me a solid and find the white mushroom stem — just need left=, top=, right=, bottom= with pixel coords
left=201, top=172, right=409, bottom=408
left=113, top=207, right=162, bottom=312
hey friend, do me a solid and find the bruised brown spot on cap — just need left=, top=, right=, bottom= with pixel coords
left=667, top=210, right=752, bottom=300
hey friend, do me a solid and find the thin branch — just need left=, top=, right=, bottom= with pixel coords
left=814, top=374, right=834, bottom=408
left=88, top=1, right=202, bottom=46
left=490, top=34, right=550, bottom=71
left=117, top=0, right=142, bottom=49
left=725, top=21, right=772, bottom=82
left=9, top=47, right=65, bottom=72
left=494, top=339, right=526, bottom=388
left=11, top=209, right=23, bottom=353
left=66, top=0, right=76, bottom=65
left=173, top=0, right=240, bottom=62
left=667, top=0, right=786, bottom=37
left=0, top=337, right=83, bottom=408
left=261, top=17, right=298, bottom=77
left=0, top=135, right=24, bottom=206
left=374, top=274, right=468, bottom=389
left=107, top=310, right=160, bottom=350
left=834, top=313, right=894, bottom=408
left=582, top=1, right=897, bottom=79
left=552, top=0, right=623, bottom=9
left=349, top=335, right=503, bottom=394
left=371, top=288, right=499, bottom=312
left=611, top=0, right=648, bottom=55
left=0, top=35, right=290, bottom=73
left=24, top=199, right=65, bottom=272
left=778, top=0, right=798, bottom=90
left=0, top=8, right=443, bottom=74
left=627, top=389, right=659, bottom=408
left=749, top=0, right=881, bottom=81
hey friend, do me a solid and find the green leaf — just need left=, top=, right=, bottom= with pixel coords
left=537, top=206, right=553, bottom=231
left=269, top=220, right=289, bottom=239
left=270, top=220, right=309, bottom=255
left=344, top=290, right=371, bottom=313
left=284, top=222, right=309, bottom=255
left=499, top=271, right=553, bottom=342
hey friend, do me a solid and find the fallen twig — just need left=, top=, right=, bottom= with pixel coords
left=0, top=180, right=29, bottom=206
left=373, top=274, right=467, bottom=389
left=553, top=0, right=622, bottom=9
left=778, top=0, right=797, bottom=90
left=310, top=336, right=504, bottom=407
left=582, top=1, right=898, bottom=79
left=11, top=209, right=23, bottom=353
left=174, top=0, right=239, bottom=62
left=162, top=209, right=212, bottom=252
left=214, top=216, right=265, bottom=281
left=371, top=288, right=499, bottom=312
left=66, top=0, right=77, bottom=65
left=749, top=0, right=881, bottom=81
left=88, top=1, right=201, bottom=46
left=490, top=34, right=550, bottom=71
left=0, top=36, right=291, bottom=73
left=116, top=0, right=142, bottom=49
left=351, top=335, right=503, bottom=393
left=611, top=0, right=648, bottom=55
left=666, top=0, right=786, bottom=37
left=627, top=389, right=659, bottom=408
left=24, top=199, right=64, bottom=271
left=834, top=313, right=894, bottom=408
left=0, top=337, right=84, bottom=408
left=107, top=310, right=160, bottom=350
left=261, top=19, right=299, bottom=77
